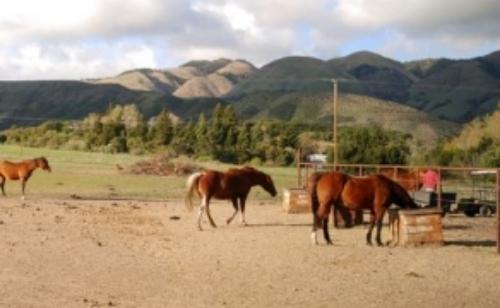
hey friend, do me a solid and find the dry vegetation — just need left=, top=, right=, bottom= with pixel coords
left=125, top=154, right=203, bottom=176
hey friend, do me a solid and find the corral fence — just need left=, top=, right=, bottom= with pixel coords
left=296, top=160, right=500, bottom=253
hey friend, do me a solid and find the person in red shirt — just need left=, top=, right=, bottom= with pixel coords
left=421, top=168, right=439, bottom=192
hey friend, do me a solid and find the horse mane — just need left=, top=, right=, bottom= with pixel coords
left=241, top=165, right=257, bottom=172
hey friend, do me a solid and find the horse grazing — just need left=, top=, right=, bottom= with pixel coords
left=185, top=166, right=277, bottom=230
left=0, top=157, right=52, bottom=199
left=379, top=168, right=422, bottom=191
left=308, top=171, right=417, bottom=246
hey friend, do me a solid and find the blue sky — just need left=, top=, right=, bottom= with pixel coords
left=0, top=0, right=499, bottom=80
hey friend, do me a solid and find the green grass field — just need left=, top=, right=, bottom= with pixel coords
left=0, top=145, right=298, bottom=201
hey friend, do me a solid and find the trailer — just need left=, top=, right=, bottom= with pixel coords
left=457, top=170, right=497, bottom=217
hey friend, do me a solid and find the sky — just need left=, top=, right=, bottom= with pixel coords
left=1, top=0, right=499, bottom=80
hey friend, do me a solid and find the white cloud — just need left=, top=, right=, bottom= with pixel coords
left=0, top=0, right=499, bottom=79
left=122, top=46, right=156, bottom=69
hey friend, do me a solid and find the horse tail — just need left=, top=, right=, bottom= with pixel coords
left=185, top=172, right=203, bottom=211
left=307, top=172, right=323, bottom=216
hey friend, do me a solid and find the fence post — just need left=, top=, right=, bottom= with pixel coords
left=296, top=148, right=302, bottom=188
left=438, top=168, right=442, bottom=211
left=497, top=168, right=499, bottom=253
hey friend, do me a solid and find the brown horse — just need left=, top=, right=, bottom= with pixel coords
left=379, top=168, right=422, bottom=191
left=185, top=166, right=277, bottom=230
left=0, top=157, right=51, bottom=199
left=308, top=171, right=417, bottom=246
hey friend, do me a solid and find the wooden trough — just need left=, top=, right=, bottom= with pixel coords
left=389, top=208, right=444, bottom=247
left=282, top=188, right=310, bottom=213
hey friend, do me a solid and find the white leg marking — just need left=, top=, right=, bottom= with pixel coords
left=197, top=197, right=207, bottom=230
left=311, top=231, right=318, bottom=245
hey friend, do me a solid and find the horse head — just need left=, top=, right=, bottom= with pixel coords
left=247, top=167, right=277, bottom=197
left=36, top=157, right=51, bottom=172
left=390, top=180, right=418, bottom=209
left=262, top=173, right=277, bottom=197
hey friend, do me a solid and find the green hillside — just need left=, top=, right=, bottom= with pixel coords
left=1, top=50, right=499, bottom=133
left=232, top=91, right=459, bottom=144
left=228, top=50, right=500, bottom=123
left=0, top=81, right=223, bottom=129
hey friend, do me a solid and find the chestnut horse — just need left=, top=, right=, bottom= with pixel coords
left=0, top=157, right=51, bottom=199
left=185, top=166, right=277, bottom=230
left=308, top=171, right=417, bottom=246
left=379, top=168, right=422, bottom=191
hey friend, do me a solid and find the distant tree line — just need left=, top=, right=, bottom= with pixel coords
left=1, top=104, right=307, bottom=165
left=421, top=136, right=500, bottom=168
left=0, top=103, right=456, bottom=166
left=419, top=110, right=500, bottom=168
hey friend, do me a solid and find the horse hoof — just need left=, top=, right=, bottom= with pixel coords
left=326, top=241, right=333, bottom=246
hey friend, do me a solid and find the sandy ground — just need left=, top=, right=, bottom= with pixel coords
left=0, top=197, right=499, bottom=308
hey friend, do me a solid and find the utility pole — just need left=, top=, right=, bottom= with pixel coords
left=332, top=79, right=338, bottom=167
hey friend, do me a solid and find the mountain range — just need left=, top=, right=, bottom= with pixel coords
left=1, top=50, right=499, bottom=141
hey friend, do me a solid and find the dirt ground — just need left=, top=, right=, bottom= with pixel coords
left=0, top=197, right=499, bottom=308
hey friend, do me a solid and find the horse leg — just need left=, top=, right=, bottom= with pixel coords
left=197, top=196, right=207, bottom=231
left=21, top=178, right=27, bottom=200
left=205, top=204, right=217, bottom=228
left=239, top=197, right=247, bottom=226
left=322, top=217, right=332, bottom=245
left=366, top=212, right=375, bottom=245
left=375, top=210, right=386, bottom=247
left=226, top=198, right=239, bottom=225
left=0, top=175, right=5, bottom=197
left=311, top=214, right=320, bottom=245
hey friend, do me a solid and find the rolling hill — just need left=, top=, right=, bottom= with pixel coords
left=232, top=91, right=459, bottom=144
left=89, top=58, right=256, bottom=98
left=0, top=81, right=223, bottom=129
left=1, top=50, right=500, bottom=143
left=227, top=50, right=500, bottom=123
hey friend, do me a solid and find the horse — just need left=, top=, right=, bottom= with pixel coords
left=308, top=171, right=418, bottom=246
left=0, top=157, right=51, bottom=200
left=185, top=166, right=277, bottom=230
left=379, top=168, right=422, bottom=191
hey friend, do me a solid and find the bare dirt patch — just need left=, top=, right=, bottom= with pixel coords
left=0, top=198, right=499, bottom=307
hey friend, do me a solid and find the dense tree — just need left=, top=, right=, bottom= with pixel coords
left=1, top=103, right=427, bottom=166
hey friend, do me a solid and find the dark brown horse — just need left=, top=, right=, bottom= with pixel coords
left=308, top=171, right=417, bottom=246
left=0, top=157, right=51, bottom=199
left=185, top=166, right=277, bottom=230
left=379, top=168, right=422, bottom=191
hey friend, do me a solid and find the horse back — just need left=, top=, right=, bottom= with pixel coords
left=340, top=174, right=397, bottom=210
left=199, top=169, right=251, bottom=200
left=315, top=172, right=348, bottom=204
left=379, top=168, right=421, bottom=191
left=0, top=160, right=25, bottom=180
